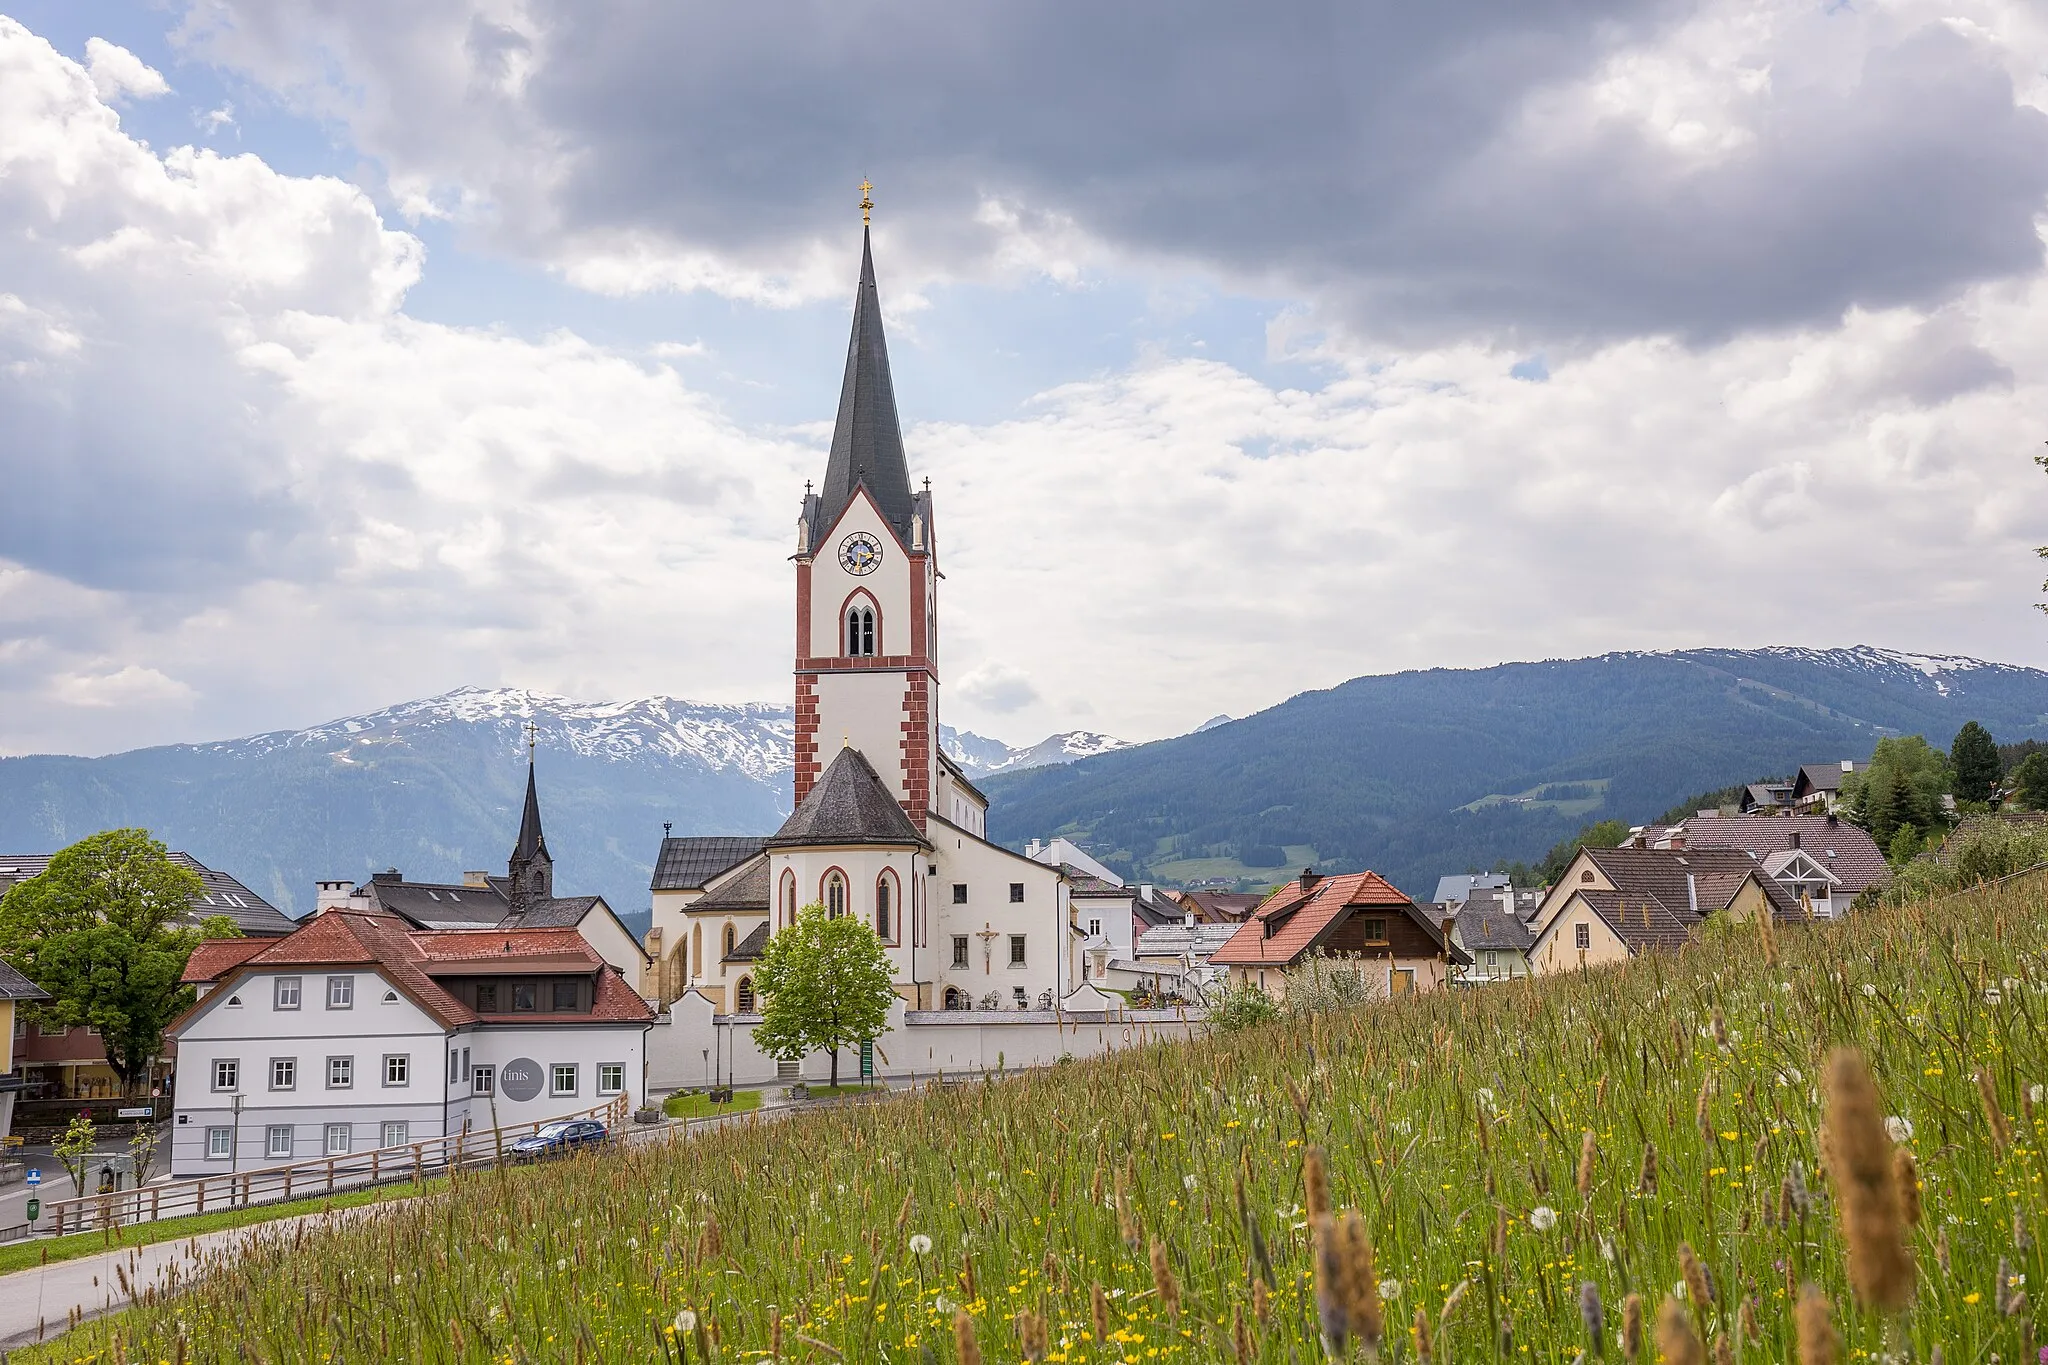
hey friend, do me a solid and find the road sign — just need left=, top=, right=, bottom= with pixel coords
left=117, top=1106, right=152, bottom=1119
left=859, top=1040, right=874, bottom=1080
left=23, top=1168, right=39, bottom=1188
left=24, top=1197, right=38, bottom=1221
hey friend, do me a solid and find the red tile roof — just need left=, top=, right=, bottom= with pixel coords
left=1210, top=872, right=1447, bottom=968
left=172, top=911, right=650, bottom=1035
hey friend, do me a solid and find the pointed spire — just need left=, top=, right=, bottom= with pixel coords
left=513, top=759, right=547, bottom=864
left=812, top=226, right=915, bottom=544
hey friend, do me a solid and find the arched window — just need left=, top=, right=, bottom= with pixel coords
left=846, top=604, right=876, bottom=657
left=943, top=986, right=964, bottom=1010
left=824, top=871, right=847, bottom=918
left=691, top=923, right=702, bottom=977
left=1579, top=869, right=1595, bottom=884
left=875, top=872, right=895, bottom=942
left=735, top=976, right=755, bottom=1013
left=779, top=870, right=797, bottom=929
left=722, top=922, right=736, bottom=956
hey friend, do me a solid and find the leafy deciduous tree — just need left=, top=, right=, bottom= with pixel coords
left=752, top=903, right=897, bottom=1089
left=2012, top=752, right=2048, bottom=810
left=1842, top=736, right=1951, bottom=846
left=0, top=829, right=237, bottom=1094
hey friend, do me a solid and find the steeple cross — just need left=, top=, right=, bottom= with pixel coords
left=524, top=720, right=539, bottom=761
left=859, top=179, right=874, bottom=225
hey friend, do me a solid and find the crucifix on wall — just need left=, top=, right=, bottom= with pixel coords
left=977, top=921, right=1000, bottom=975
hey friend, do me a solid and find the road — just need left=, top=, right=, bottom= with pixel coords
left=0, top=1147, right=76, bottom=1238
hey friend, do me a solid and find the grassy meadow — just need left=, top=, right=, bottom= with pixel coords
left=26, top=874, right=2048, bottom=1363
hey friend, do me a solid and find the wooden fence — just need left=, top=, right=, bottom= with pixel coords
left=39, top=1094, right=630, bottom=1237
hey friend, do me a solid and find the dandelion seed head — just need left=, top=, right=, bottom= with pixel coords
left=909, top=1234, right=933, bottom=1256
left=1530, top=1206, right=1558, bottom=1232
left=674, top=1309, right=697, bottom=1334
left=1380, top=1278, right=1403, bottom=1301
left=1885, top=1116, right=1914, bottom=1143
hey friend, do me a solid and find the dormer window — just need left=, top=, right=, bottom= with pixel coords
left=846, top=605, right=876, bottom=657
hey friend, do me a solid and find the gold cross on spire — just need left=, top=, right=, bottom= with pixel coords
left=524, top=720, right=538, bottom=760
left=859, top=179, right=874, bottom=225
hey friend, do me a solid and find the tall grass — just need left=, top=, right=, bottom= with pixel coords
left=26, top=875, right=2048, bottom=1363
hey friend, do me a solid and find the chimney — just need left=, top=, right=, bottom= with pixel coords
left=463, top=871, right=491, bottom=889
left=1666, top=832, right=1686, bottom=851
left=1826, top=812, right=1839, bottom=828
left=314, top=880, right=356, bottom=914
left=1299, top=868, right=1321, bottom=893
left=1026, top=839, right=1041, bottom=858
left=1686, top=872, right=1698, bottom=917
left=1789, top=831, right=1801, bottom=851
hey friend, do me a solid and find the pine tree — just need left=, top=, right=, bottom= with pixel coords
left=1951, top=721, right=2001, bottom=805
left=1861, top=766, right=1907, bottom=847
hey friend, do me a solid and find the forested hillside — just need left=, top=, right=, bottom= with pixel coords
left=983, top=646, right=2048, bottom=896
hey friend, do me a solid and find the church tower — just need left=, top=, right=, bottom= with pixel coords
left=792, top=225, right=940, bottom=830
left=507, top=758, right=554, bottom=910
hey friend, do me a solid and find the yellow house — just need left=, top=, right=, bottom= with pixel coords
left=0, top=961, right=52, bottom=1141
left=1526, top=844, right=1797, bottom=975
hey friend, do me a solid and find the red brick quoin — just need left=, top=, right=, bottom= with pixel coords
left=900, top=673, right=931, bottom=832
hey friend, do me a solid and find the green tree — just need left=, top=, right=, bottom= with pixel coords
left=752, top=903, right=897, bottom=1089
left=1209, top=981, right=1280, bottom=1033
left=0, top=829, right=237, bottom=1094
left=1951, top=721, right=2002, bottom=805
left=2013, top=752, right=2048, bottom=810
left=1842, top=736, right=1951, bottom=844
left=1533, top=818, right=1633, bottom=886
left=1886, top=823, right=1925, bottom=868
left=52, top=1114, right=97, bottom=1196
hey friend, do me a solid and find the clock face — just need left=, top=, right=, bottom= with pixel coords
left=839, top=532, right=883, bottom=576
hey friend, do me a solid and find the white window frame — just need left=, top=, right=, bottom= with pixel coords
left=1574, top=922, right=1591, bottom=951
left=461, top=1046, right=472, bottom=1082
left=597, top=1063, right=625, bottom=1096
left=551, top=1063, right=578, bottom=1097
left=274, top=977, right=301, bottom=1010
left=383, top=1054, right=410, bottom=1087
left=269, top=1057, right=296, bottom=1091
left=326, top=975, right=354, bottom=1009
left=206, top=1127, right=233, bottom=1160
left=327, top=1056, right=353, bottom=1089
left=266, top=1125, right=293, bottom=1160
left=324, top=1123, right=350, bottom=1155
left=212, top=1058, right=239, bottom=1092
left=380, top=1121, right=409, bottom=1148
left=472, top=1064, right=495, bottom=1096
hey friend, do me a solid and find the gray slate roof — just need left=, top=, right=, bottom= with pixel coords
left=1134, top=923, right=1240, bottom=958
left=1132, top=885, right=1183, bottom=928
left=651, top=836, right=768, bottom=892
left=693, top=857, right=771, bottom=911
left=1432, top=873, right=1511, bottom=905
left=500, top=895, right=605, bottom=929
left=723, top=921, right=770, bottom=963
left=364, top=878, right=509, bottom=930
left=0, top=960, right=49, bottom=1001
left=0, top=851, right=296, bottom=936
left=768, top=747, right=930, bottom=849
left=1457, top=908, right=1536, bottom=953
left=804, top=228, right=921, bottom=548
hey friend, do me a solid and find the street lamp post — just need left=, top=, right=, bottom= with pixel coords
left=229, top=1091, right=244, bottom=1201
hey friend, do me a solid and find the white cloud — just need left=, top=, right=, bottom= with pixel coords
left=1, top=8, right=2047, bottom=765
left=84, top=37, right=169, bottom=103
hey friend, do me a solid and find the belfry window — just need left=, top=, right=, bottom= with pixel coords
left=846, top=605, right=876, bottom=657
left=735, top=977, right=756, bottom=1013
left=825, top=872, right=847, bottom=918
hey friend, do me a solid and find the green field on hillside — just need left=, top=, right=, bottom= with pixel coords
left=26, top=875, right=2048, bottom=1363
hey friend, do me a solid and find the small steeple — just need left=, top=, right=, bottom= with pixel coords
left=508, top=747, right=553, bottom=909
left=810, top=211, right=916, bottom=546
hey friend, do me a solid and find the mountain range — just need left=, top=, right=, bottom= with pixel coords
left=1, top=646, right=2043, bottom=928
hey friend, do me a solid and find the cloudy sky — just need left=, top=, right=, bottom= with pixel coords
left=2, top=0, right=2045, bottom=757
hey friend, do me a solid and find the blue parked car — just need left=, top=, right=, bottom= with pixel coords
left=507, top=1119, right=609, bottom=1160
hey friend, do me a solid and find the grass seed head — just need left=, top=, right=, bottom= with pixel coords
left=953, top=1308, right=983, bottom=1365
left=1622, top=1292, right=1643, bottom=1364
left=1739, top=1295, right=1760, bottom=1344
left=1679, top=1243, right=1713, bottom=1312
left=1894, top=1147, right=1922, bottom=1227
left=1149, top=1236, right=1182, bottom=1321
left=1579, top=1281, right=1604, bottom=1353
left=1578, top=1130, right=1597, bottom=1200
left=1234, top=1306, right=1255, bottom=1364
left=1796, top=1285, right=1839, bottom=1365
left=1016, top=1308, right=1048, bottom=1362
left=1254, top=1275, right=1272, bottom=1327
left=1657, top=1295, right=1705, bottom=1365
left=1092, top=1281, right=1111, bottom=1343
left=1413, top=1306, right=1434, bottom=1363
left=1638, top=1143, right=1658, bottom=1197
left=1340, top=1211, right=1383, bottom=1348
left=1313, top=1215, right=1349, bottom=1354
left=1978, top=1068, right=2012, bottom=1153
left=1712, top=1334, right=1734, bottom=1365
left=1822, top=1048, right=1915, bottom=1313
left=1304, top=1145, right=1332, bottom=1221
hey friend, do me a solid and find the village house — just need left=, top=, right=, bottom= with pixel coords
left=1209, top=869, right=1468, bottom=1001
left=0, top=962, right=49, bottom=1140
left=0, top=851, right=294, bottom=1101
left=312, top=762, right=647, bottom=984
left=1172, top=890, right=1264, bottom=923
left=1449, top=886, right=1538, bottom=983
left=1792, top=760, right=1867, bottom=814
left=1132, top=920, right=1241, bottom=996
left=1645, top=813, right=1887, bottom=915
left=1524, top=845, right=1799, bottom=975
left=168, top=911, right=652, bottom=1176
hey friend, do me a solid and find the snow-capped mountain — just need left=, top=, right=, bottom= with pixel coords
left=220, top=687, right=795, bottom=781
left=949, top=730, right=1134, bottom=778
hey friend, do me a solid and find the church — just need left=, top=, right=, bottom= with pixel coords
left=643, top=222, right=1080, bottom=1020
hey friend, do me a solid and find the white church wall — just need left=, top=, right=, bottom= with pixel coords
left=646, top=991, right=1206, bottom=1090
left=925, top=819, right=1069, bottom=1008
left=812, top=681, right=915, bottom=803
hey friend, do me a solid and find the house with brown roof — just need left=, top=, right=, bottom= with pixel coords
left=1209, top=870, right=1468, bottom=1001
left=167, top=910, right=652, bottom=1177
left=1524, top=845, right=1799, bottom=975
left=1792, top=761, right=1867, bottom=813
left=1650, top=813, right=1887, bottom=915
